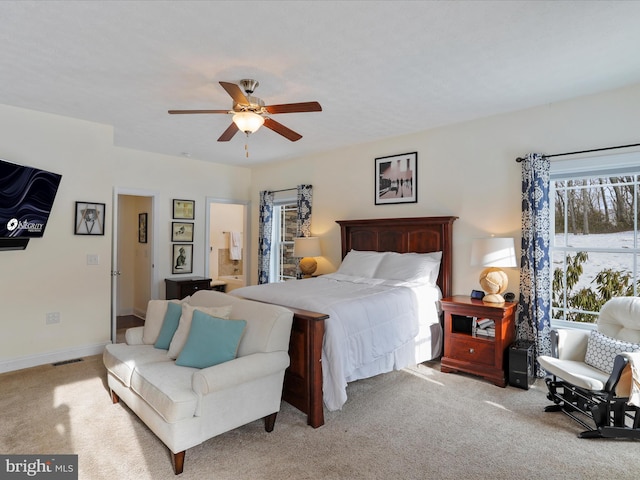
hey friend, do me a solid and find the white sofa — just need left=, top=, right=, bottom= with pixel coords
left=103, top=290, right=293, bottom=474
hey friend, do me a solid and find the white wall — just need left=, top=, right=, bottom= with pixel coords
left=249, top=83, right=640, bottom=297
left=0, top=104, right=250, bottom=372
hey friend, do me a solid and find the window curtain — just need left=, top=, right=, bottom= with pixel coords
left=296, top=184, right=313, bottom=237
left=515, top=153, right=552, bottom=376
left=257, top=190, right=274, bottom=284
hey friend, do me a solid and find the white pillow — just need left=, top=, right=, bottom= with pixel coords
left=585, top=330, right=640, bottom=373
left=167, top=303, right=233, bottom=359
left=374, top=251, right=442, bottom=285
left=336, top=250, right=386, bottom=278
left=142, top=299, right=183, bottom=345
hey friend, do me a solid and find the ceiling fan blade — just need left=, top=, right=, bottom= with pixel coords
left=217, top=123, right=239, bottom=142
left=263, top=117, right=303, bottom=142
left=168, top=109, right=229, bottom=114
left=219, top=81, right=250, bottom=105
left=265, top=101, right=322, bottom=114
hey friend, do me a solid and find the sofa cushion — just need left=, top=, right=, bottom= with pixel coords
left=142, top=299, right=185, bottom=345
left=130, top=361, right=199, bottom=423
left=585, top=330, right=640, bottom=373
left=176, top=311, right=247, bottom=369
left=103, top=344, right=172, bottom=387
left=154, top=302, right=184, bottom=349
left=167, top=303, right=233, bottom=359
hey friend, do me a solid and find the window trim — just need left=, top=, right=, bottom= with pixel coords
left=549, top=151, right=640, bottom=328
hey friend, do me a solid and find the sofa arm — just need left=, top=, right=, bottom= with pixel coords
left=555, top=328, right=590, bottom=361
left=125, top=326, right=145, bottom=345
left=192, top=351, right=290, bottom=396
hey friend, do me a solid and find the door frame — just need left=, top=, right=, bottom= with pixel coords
left=204, top=197, right=251, bottom=286
left=111, top=187, right=160, bottom=343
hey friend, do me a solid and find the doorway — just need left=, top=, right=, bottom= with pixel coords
left=205, top=197, right=250, bottom=293
left=111, top=188, right=158, bottom=343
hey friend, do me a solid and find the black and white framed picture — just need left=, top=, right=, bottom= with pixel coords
left=171, top=222, right=193, bottom=242
left=172, top=243, right=193, bottom=274
left=138, top=213, right=148, bottom=243
left=374, top=152, right=417, bottom=205
left=173, top=199, right=194, bottom=220
left=74, top=201, right=106, bottom=235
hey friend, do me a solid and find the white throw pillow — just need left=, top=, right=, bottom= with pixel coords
left=374, top=251, right=442, bottom=285
left=142, top=299, right=183, bottom=345
left=585, top=330, right=640, bottom=373
left=336, top=250, right=386, bottom=278
left=167, top=303, right=233, bottom=359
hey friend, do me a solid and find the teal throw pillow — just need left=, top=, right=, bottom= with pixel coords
left=154, top=302, right=183, bottom=349
left=175, top=310, right=247, bottom=369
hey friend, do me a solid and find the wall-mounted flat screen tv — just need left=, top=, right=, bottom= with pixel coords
left=0, top=159, right=62, bottom=244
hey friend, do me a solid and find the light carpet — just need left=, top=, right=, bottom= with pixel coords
left=1, top=355, right=638, bottom=479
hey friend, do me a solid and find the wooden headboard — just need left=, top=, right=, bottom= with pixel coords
left=336, top=216, right=458, bottom=298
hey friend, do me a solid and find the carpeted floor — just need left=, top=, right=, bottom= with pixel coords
left=1, top=355, right=638, bottom=479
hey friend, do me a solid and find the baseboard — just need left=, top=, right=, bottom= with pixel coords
left=0, top=342, right=110, bottom=374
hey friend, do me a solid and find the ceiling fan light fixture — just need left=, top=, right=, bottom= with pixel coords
left=232, top=111, right=264, bottom=134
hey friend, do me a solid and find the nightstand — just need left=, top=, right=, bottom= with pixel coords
left=440, top=295, right=516, bottom=387
left=165, top=277, right=212, bottom=300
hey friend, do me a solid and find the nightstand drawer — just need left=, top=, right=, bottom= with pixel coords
left=448, top=337, right=494, bottom=366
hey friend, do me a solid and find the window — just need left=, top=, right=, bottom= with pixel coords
left=550, top=153, right=640, bottom=327
left=269, top=200, right=298, bottom=282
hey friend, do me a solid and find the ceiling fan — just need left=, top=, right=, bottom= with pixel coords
left=168, top=79, right=322, bottom=142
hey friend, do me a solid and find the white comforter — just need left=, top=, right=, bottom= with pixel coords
left=230, top=274, right=441, bottom=411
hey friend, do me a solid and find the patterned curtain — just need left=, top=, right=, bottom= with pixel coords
left=296, top=184, right=313, bottom=237
left=515, top=153, right=552, bottom=376
left=257, top=190, right=274, bottom=284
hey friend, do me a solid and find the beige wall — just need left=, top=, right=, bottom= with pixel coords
left=0, top=104, right=250, bottom=372
left=249, top=83, right=640, bottom=297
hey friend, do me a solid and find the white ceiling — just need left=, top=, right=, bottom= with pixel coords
left=2, top=1, right=640, bottom=167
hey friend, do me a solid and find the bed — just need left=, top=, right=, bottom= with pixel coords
left=231, top=216, right=457, bottom=427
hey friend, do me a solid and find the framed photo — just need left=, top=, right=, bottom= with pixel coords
left=172, top=222, right=194, bottom=242
left=138, top=213, right=148, bottom=243
left=173, top=199, right=194, bottom=220
left=74, top=201, right=106, bottom=235
left=172, top=244, right=193, bottom=274
left=374, top=152, right=418, bottom=205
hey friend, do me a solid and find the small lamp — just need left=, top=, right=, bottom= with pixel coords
left=232, top=111, right=265, bottom=134
left=293, top=237, right=322, bottom=278
left=470, top=237, right=517, bottom=303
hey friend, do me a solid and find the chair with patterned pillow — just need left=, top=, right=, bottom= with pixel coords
left=538, top=296, right=640, bottom=438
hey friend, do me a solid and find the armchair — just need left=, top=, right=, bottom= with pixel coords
left=538, top=296, right=640, bottom=438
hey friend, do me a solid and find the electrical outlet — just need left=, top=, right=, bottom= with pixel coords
left=46, top=312, right=60, bottom=325
left=87, top=254, right=99, bottom=265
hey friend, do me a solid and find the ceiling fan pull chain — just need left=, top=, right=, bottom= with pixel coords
left=245, top=133, right=250, bottom=158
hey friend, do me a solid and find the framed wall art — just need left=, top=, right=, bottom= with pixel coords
left=138, top=213, right=148, bottom=243
left=374, top=152, right=417, bottom=205
left=171, top=222, right=193, bottom=242
left=173, top=199, right=194, bottom=220
left=172, top=243, right=193, bottom=274
left=74, top=201, right=106, bottom=235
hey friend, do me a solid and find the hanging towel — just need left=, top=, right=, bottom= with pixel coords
left=621, top=352, right=640, bottom=407
left=230, top=231, right=242, bottom=260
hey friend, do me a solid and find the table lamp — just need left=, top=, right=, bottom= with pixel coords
left=293, top=237, right=322, bottom=278
left=470, top=237, right=517, bottom=303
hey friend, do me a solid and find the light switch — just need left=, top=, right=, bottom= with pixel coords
left=87, top=254, right=99, bottom=265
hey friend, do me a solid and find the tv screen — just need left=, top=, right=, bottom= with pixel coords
left=0, top=159, right=62, bottom=238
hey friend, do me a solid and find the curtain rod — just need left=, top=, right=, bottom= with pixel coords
left=271, top=187, right=297, bottom=193
left=515, top=142, right=640, bottom=163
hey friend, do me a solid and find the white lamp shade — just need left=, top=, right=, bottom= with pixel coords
left=470, top=237, right=517, bottom=268
left=293, top=237, right=321, bottom=258
left=232, top=111, right=265, bottom=133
